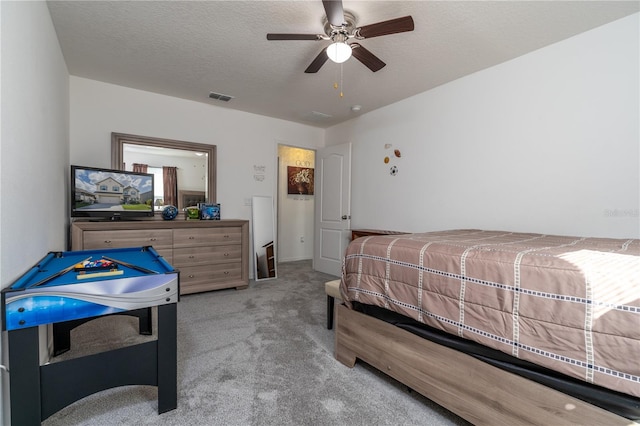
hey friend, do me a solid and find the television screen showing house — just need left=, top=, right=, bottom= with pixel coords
left=74, top=168, right=153, bottom=212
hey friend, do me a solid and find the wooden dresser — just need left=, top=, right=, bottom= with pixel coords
left=70, top=219, right=249, bottom=295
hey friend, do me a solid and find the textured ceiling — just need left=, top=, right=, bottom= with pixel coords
left=47, top=1, right=639, bottom=128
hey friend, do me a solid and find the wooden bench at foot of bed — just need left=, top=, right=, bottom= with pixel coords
left=334, top=304, right=637, bottom=426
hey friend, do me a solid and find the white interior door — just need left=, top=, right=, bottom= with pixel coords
left=313, top=143, right=352, bottom=276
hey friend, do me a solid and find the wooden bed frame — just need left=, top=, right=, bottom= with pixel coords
left=334, top=304, right=638, bottom=426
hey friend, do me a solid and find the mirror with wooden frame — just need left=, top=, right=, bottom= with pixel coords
left=111, top=133, right=216, bottom=212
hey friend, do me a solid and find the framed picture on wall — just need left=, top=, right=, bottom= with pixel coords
left=287, top=166, right=314, bottom=195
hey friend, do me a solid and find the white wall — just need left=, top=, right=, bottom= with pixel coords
left=70, top=77, right=324, bottom=219
left=1, top=1, right=70, bottom=283
left=0, top=1, right=70, bottom=423
left=326, top=13, right=640, bottom=239
left=69, top=77, right=325, bottom=274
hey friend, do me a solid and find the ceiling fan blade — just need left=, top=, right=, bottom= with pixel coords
left=350, top=43, right=386, bottom=72
left=322, top=0, right=345, bottom=27
left=305, top=48, right=329, bottom=73
left=356, top=16, right=415, bottom=39
left=267, top=33, right=322, bottom=41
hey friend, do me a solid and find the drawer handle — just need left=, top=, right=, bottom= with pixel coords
left=149, top=238, right=157, bottom=241
left=104, top=240, right=111, bottom=243
left=189, top=274, right=195, bottom=278
left=224, top=235, right=229, bottom=238
left=224, top=271, right=229, bottom=275
left=189, top=255, right=195, bottom=259
left=224, top=253, right=229, bottom=256
left=189, top=236, right=195, bottom=240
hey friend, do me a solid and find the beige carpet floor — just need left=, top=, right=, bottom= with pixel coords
left=42, top=260, right=469, bottom=426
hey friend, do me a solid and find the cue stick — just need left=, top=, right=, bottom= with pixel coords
left=29, top=256, right=92, bottom=288
left=76, top=269, right=124, bottom=279
left=102, top=256, right=159, bottom=274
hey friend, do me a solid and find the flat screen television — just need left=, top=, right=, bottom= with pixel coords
left=71, top=165, right=155, bottom=220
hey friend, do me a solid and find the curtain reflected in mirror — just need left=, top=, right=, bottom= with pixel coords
left=163, top=166, right=178, bottom=207
left=252, top=196, right=277, bottom=280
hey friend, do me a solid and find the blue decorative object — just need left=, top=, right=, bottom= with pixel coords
left=162, top=205, right=178, bottom=220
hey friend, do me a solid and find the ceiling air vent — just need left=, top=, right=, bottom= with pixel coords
left=208, top=92, right=234, bottom=102
left=302, top=111, right=332, bottom=123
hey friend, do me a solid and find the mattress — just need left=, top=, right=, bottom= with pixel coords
left=340, top=229, right=640, bottom=398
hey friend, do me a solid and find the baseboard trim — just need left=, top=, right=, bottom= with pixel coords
left=278, top=257, right=312, bottom=263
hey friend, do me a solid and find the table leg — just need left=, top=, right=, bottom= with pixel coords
left=9, top=326, right=41, bottom=425
left=157, top=303, right=177, bottom=413
left=137, top=306, right=153, bottom=335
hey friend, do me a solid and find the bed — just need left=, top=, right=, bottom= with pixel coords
left=336, top=229, right=640, bottom=425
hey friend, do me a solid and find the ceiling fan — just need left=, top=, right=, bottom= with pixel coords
left=266, top=0, right=414, bottom=73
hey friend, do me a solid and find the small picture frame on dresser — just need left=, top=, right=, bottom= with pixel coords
left=199, top=203, right=220, bottom=220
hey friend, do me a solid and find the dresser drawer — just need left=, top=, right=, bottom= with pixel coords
left=71, top=220, right=249, bottom=294
left=173, top=227, right=242, bottom=247
left=179, top=263, right=242, bottom=294
left=83, top=229, right=173, bottom=250
left=173, top=245, right=241, bottom=267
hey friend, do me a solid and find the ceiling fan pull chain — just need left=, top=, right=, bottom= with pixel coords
left=340, top=63, right=344, bottom=98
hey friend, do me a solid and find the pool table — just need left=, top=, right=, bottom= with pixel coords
left=2, top=246, right=179, bottom=425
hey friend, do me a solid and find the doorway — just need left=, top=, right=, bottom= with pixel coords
left=277, top=145, right=316, bottom=263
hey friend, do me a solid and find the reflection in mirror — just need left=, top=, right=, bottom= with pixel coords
left=252, top=196, right=277, bottom=280
left=111, top=133, right=216, bottom=212
left=123, top=145, right=207, bottom=211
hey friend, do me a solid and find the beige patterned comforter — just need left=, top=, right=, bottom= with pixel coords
left=340, top=229, right=640, bottom=398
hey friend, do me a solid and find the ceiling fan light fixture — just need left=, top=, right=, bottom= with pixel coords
left=327, top=41, right=352, bottom=63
